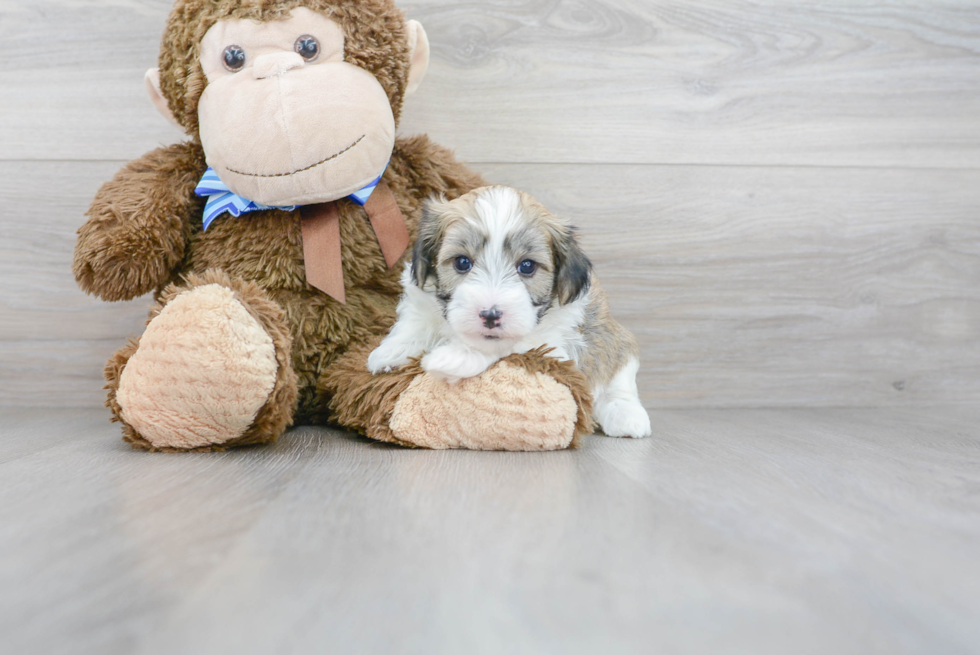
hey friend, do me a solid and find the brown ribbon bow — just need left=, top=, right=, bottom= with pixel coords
left=299, top=181, right=410, bottom=304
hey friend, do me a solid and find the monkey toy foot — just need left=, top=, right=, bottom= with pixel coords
left=323, top=341, right=596, bottom=451
left=106, top=271, right=298, bottom=452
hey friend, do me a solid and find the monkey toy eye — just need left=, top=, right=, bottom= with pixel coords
left=222, top=45, right=246, bottom=72
left=518, top=259, right=537, bottom=276
left=453, top=256, right=473, bottom=273
left=295, top=35, right=320, bottom=61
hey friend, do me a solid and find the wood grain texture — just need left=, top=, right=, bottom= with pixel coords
left=2, top=160, right=977, bottom=408
left=1, top=0, right=979, bottom=166
left=1, top=407, right=978, bottom=654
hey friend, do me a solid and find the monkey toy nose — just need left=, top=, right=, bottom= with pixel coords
left=479, top=307, right=503, bottom=329
left=252, top=52, right=305, bottom=80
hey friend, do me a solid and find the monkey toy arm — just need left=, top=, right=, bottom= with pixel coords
left=74, top=142, right=205, bottom=302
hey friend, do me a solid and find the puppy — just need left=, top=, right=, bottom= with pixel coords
left=368, top=186, right=651, bottom=438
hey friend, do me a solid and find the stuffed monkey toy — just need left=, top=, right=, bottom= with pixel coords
left=73, top=0, right=592, bottom=452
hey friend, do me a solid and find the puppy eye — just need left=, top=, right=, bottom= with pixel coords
left=518, top=260, right=537, bottom=276
left=295, top=35, right=320, bottom=61
left=453, top=256, right=473, bottom=273
left=222, top=45, right=246, bottom=72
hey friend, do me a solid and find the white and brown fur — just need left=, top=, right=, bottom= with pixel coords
left=368, top=186, right=651, bottom=438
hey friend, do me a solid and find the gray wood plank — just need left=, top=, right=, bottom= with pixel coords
left=594, top=407, right=980, bottom=654
left=3, top=160, right=977, bottom=408
left=0, top=409, right=330, bottom=655
left=0, top=339, right=125, bottom=409
left=2, top=0, right=979, bottom=167
left=0, top=407, right=977, bottom=654
left=0, top=408, right=103, bottom=465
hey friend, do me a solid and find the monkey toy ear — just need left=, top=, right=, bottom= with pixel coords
left=405, top=20, right=430, bottom=96
left=144, top=68, right=183, bottom=131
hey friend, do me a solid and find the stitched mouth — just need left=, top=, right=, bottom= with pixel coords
left=225, top=135, right=366, bottom=178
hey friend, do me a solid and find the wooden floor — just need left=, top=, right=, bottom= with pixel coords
left=2, top=2, right=979, bottom=652
left=1, top=407, right=978, bottom=654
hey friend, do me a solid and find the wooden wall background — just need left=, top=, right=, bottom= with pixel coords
left=1, top=0, right=979, bottom=409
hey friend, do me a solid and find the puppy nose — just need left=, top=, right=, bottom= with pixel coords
left=479, top=307, right=503, bottom=329
left=252, top=52, right=305, bottom=79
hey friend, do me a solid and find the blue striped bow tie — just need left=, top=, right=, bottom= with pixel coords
left=194, top=165, right=388, bottom=230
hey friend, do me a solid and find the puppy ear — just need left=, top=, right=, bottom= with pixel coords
left=412, top=198, right=446, bottom=287
left=551, top=224, right=592, bottom=305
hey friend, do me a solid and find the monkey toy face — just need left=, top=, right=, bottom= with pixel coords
left=147, top=4, right=429, bottom=207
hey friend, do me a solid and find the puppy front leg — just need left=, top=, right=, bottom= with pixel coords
left=422, top=343, right=498, bottom=384
left=367, top=332, right=428, bottom=374
left=368, top=279, right=442, bottom=374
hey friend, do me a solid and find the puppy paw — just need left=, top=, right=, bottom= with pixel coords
left=367, top=342, right=410, bottom=374
left=422, top=346, right=494, bottom=385
left=596, top=399, right=652, bottom=438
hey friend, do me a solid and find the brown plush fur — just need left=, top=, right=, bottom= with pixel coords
left=77, top=0, right=592, bottom=451
left=320, top=334, right=423, bottom=447
left=74, top=143, right=202, bottom=301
